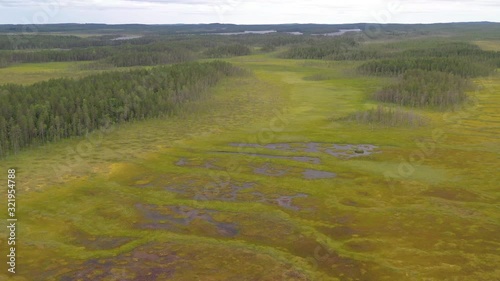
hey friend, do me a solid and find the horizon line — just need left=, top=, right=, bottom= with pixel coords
left=0, top=21, right=499, bottom=26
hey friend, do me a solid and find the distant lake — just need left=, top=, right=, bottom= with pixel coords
left=111, top=35, right=143, bottom=41
left=313, top=29, right=362, bottom=36
left=212, top=30, right=277, bottom=35
left=210, top=29, right=362, bottom=36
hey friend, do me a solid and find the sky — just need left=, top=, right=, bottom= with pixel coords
left=0, top=0, right=499, bottom=25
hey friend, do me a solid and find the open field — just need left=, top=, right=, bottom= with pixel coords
left=0, top=62, right=87, bottom=85
left=475, top=40, right=500, bottom=51
left=1, top=45, right=499, bottom=281
left=0, top=62, right=139, bottom=85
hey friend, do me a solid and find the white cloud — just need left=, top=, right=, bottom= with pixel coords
left=0, top=0, right=498, bottom=24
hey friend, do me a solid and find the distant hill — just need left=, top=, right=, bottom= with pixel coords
left=0, top=22, right=498, bottom=36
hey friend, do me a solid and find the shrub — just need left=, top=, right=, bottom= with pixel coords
left=344, top=105, right=428, bottom=127
left=373, top=70, right=472, bottom=109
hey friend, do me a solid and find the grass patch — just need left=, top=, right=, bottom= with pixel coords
left=0, top=62, right=107, bottom=85
left=303, top=73, right=335, bottom=81
left=474, top=40, right=500, bottom=51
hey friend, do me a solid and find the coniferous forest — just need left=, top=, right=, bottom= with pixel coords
left=0, top=61, right=241, bottom=156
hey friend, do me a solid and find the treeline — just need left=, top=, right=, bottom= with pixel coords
left=373, top=70, right=471, bottom=109
left=0, top=34, right=155, bottom=50
left=0, top=45, right=196, bottom=68
left=0, top=33, right=363, bottom=68
left=357, top=57, right=495, bottom=78
left=401, top=42, right=497, bottom=58
left=204, top=44, right=251, bottom=58
left=344, top=105, right=427, bottom=127
left=280, top=37, right=358, bottom=59
left=282, top=39, right=500, bottom=68
left=0, top=44, right=193, bottom=65
left=0, top=34, right=102, bottom=50
left=0, top=37, right=256, bottom=67
left=106, top=50, right=194, bottom=67
left=0, top=61, right=242, bottom=157
left=352, top=41, right=499, bottom=108
left=356, top=41, right=500, bottom=77
left=0, top=47, right=115, bottom=64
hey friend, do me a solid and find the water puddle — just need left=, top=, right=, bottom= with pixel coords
left=325, top=144, right=378, bottom=159
left=166, top=180, right=255, bottom=202
left=175, top=150, right=336, bottom=180
left=70, top=230, right=131, bottom=250
left=253, top=192, right=309, bottom=210
left=214, top=151, right=321, bottom=164
left=135, top=204, right=239, bottom=237
left=230, top=142, right=380, bottom=159
left=252, top=163, right=336, bottom=180
left=303, top=169, right=337, bottom=179
left=165, top=178, right=309, bottom=211
left=59, top=244, right=179, bottom=281
left=253, top=163, right=291, bottom=177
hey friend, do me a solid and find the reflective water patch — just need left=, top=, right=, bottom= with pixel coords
left=214, top=151, right=321, bottom=164
left=302, top=169, right=337, bottom=180
left=229, top=142, right=380, bottom=159
left=135, top=204, right=239, bottom=237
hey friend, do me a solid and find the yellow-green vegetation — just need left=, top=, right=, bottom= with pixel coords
left=475, top=40, right=500, bottom=51
left=343, top=105, right=428, bottom=127
left=1, top=52, right=499, bottom=281
left=0, top=62, right=116, bottom=85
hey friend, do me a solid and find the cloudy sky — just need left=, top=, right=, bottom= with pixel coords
left=0, top=0, right=499, bottom=24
